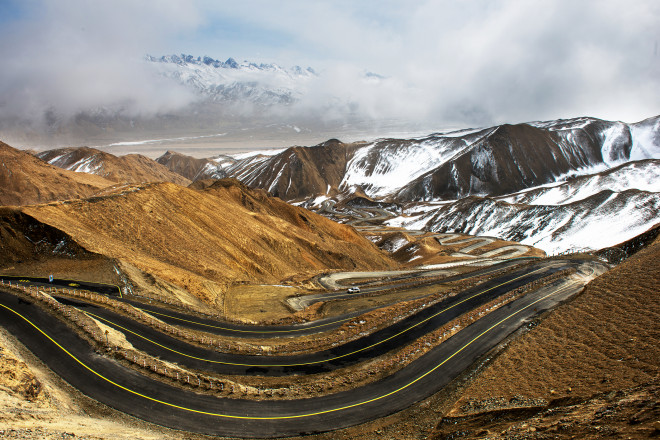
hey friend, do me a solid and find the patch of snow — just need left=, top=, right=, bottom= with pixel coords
left=71, top=156, right=102, bottom=174
left=630, top=117, right=660, bottom=160
left=385, top=212, right=430, bottom=230
left=267, top=166, right=286, bottom=193
left=308, top=195, right=330, bottom=207
left=44, top=154, right=67, bottom=166
left=382, top=236, right=409, bottom=253
left=230, top=148, right=286, bottom=160
left=528, top=117, right=594, bottom=131
left=340, top=136, right=477, bottom=198
left=551, top=163, right=611, bottom=183
left=599, top=122, right=631, bottom=165
left=499, top=160, right=660, bottom=205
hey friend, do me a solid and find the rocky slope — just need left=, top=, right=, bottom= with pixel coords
left=434, top=225, right=660, bottom=439
left=36, top=147, right=191, bottom=185
left=14, top=179, right=395, bottom=306
left=0, top=142, right=114, bottom=206
left=154, top=150, right=226, bottom=181
left=211, top=115, right=659, bottom=253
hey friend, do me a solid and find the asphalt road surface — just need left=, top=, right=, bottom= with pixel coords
left=0, top=260, right=602, bottom=437
left=52, top=261, right=568, bottom=376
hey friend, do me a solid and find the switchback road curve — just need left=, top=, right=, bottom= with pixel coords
left=0, top=260, right=604, bottom=437
left=55, top=262, right=567, bottom=376
left=0, top=275, right=362, bottom=338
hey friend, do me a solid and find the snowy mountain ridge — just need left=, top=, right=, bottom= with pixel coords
left=147, top=54, right=317, bottom=77
left=146, top=54, right=318, bottom=106
left=34, top=114, right=660, bottom=254
left=211, top=114, right=659, bottom=254
left=221, top=115, right=659, bottom=203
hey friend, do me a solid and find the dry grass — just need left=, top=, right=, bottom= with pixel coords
left=0, top=142, right=114, bottom=206
left=224, top=284, right=306, bottom=323
left=448, top=237, right=660, bottom=411
left=16, top=180, right=395, bottom=309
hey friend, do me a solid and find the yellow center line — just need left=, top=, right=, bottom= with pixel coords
left=4, top=276, right=122, bottom=298
left=0, top=283, right=560, bottom=420
left=82, top=267, right=547, bottom=368
left=139, top=308, right=353, bottom=334
left=139, top=266, right=545, bottom=335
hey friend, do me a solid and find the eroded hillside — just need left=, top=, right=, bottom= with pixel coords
left=37, top=147, right=192, bottom=186
left=0, top=142, right=114, bottom=206
left=16, top=179, right=395, bottom=307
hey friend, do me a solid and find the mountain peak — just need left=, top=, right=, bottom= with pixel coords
left=147, top=53, right=316, bottom=76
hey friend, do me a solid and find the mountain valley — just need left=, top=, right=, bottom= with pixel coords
left=158, top=115, right=660, bottom=255
left=0, top=113, right=658, bottom=440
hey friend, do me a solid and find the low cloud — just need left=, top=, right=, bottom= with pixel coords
left=0, top=1, right=200, bottom=126
left=1, top=0, right=658, bottom=144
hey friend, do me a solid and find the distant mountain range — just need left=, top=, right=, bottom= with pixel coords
left=209, top=115, right=658, bottom=201
left=0, top=54, right=342, bottom=148
left=24, top=114, right=660, bottom=254
left=146, top=54, right=318, bottom=107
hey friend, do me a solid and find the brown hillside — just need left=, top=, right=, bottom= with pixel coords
left=438, top=227, right=660, bottom=437
left=20, top=179, right=396, bottom=306
left=227, top=139, right=363, bottom=201
left=37, top=147, right=191, bottom=186
left=0, top=141, right=114, bottom=206
left=155, top=150, right=226, bottom=181
left=0, top=209, right=94, bottom=265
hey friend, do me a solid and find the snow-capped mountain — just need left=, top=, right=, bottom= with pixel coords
left=212, top=115, right=660, bottom=203
left=384, top=159, right=660, bottom=254
left=210, top=115, right=659, bottom=254
left=35, top=147, right=191, bottom=185
left=146, top=54, right=317, bottom=106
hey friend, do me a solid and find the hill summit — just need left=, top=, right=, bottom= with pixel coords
left=6, top=178, right=395, bottom=307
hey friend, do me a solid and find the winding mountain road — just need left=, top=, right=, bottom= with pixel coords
left=52, top=261, right=565, bottom=376
left=0, top=259, right=604, bottom=437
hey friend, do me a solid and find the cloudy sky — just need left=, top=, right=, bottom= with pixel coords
left=1, top=0, right=659, bottom=140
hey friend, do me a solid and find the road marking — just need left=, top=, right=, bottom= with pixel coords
left=138, top=266, right=546, bottom=336
left=82, top=267, right=548, bottom=368
left=138, top=308, right=353, bottom=334
left=3, top=276, right=122, bottom=298
left=0, top=282, right=562, bottom=420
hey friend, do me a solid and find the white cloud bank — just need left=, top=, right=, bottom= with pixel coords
left=0, top=0, right=658, bottom=139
